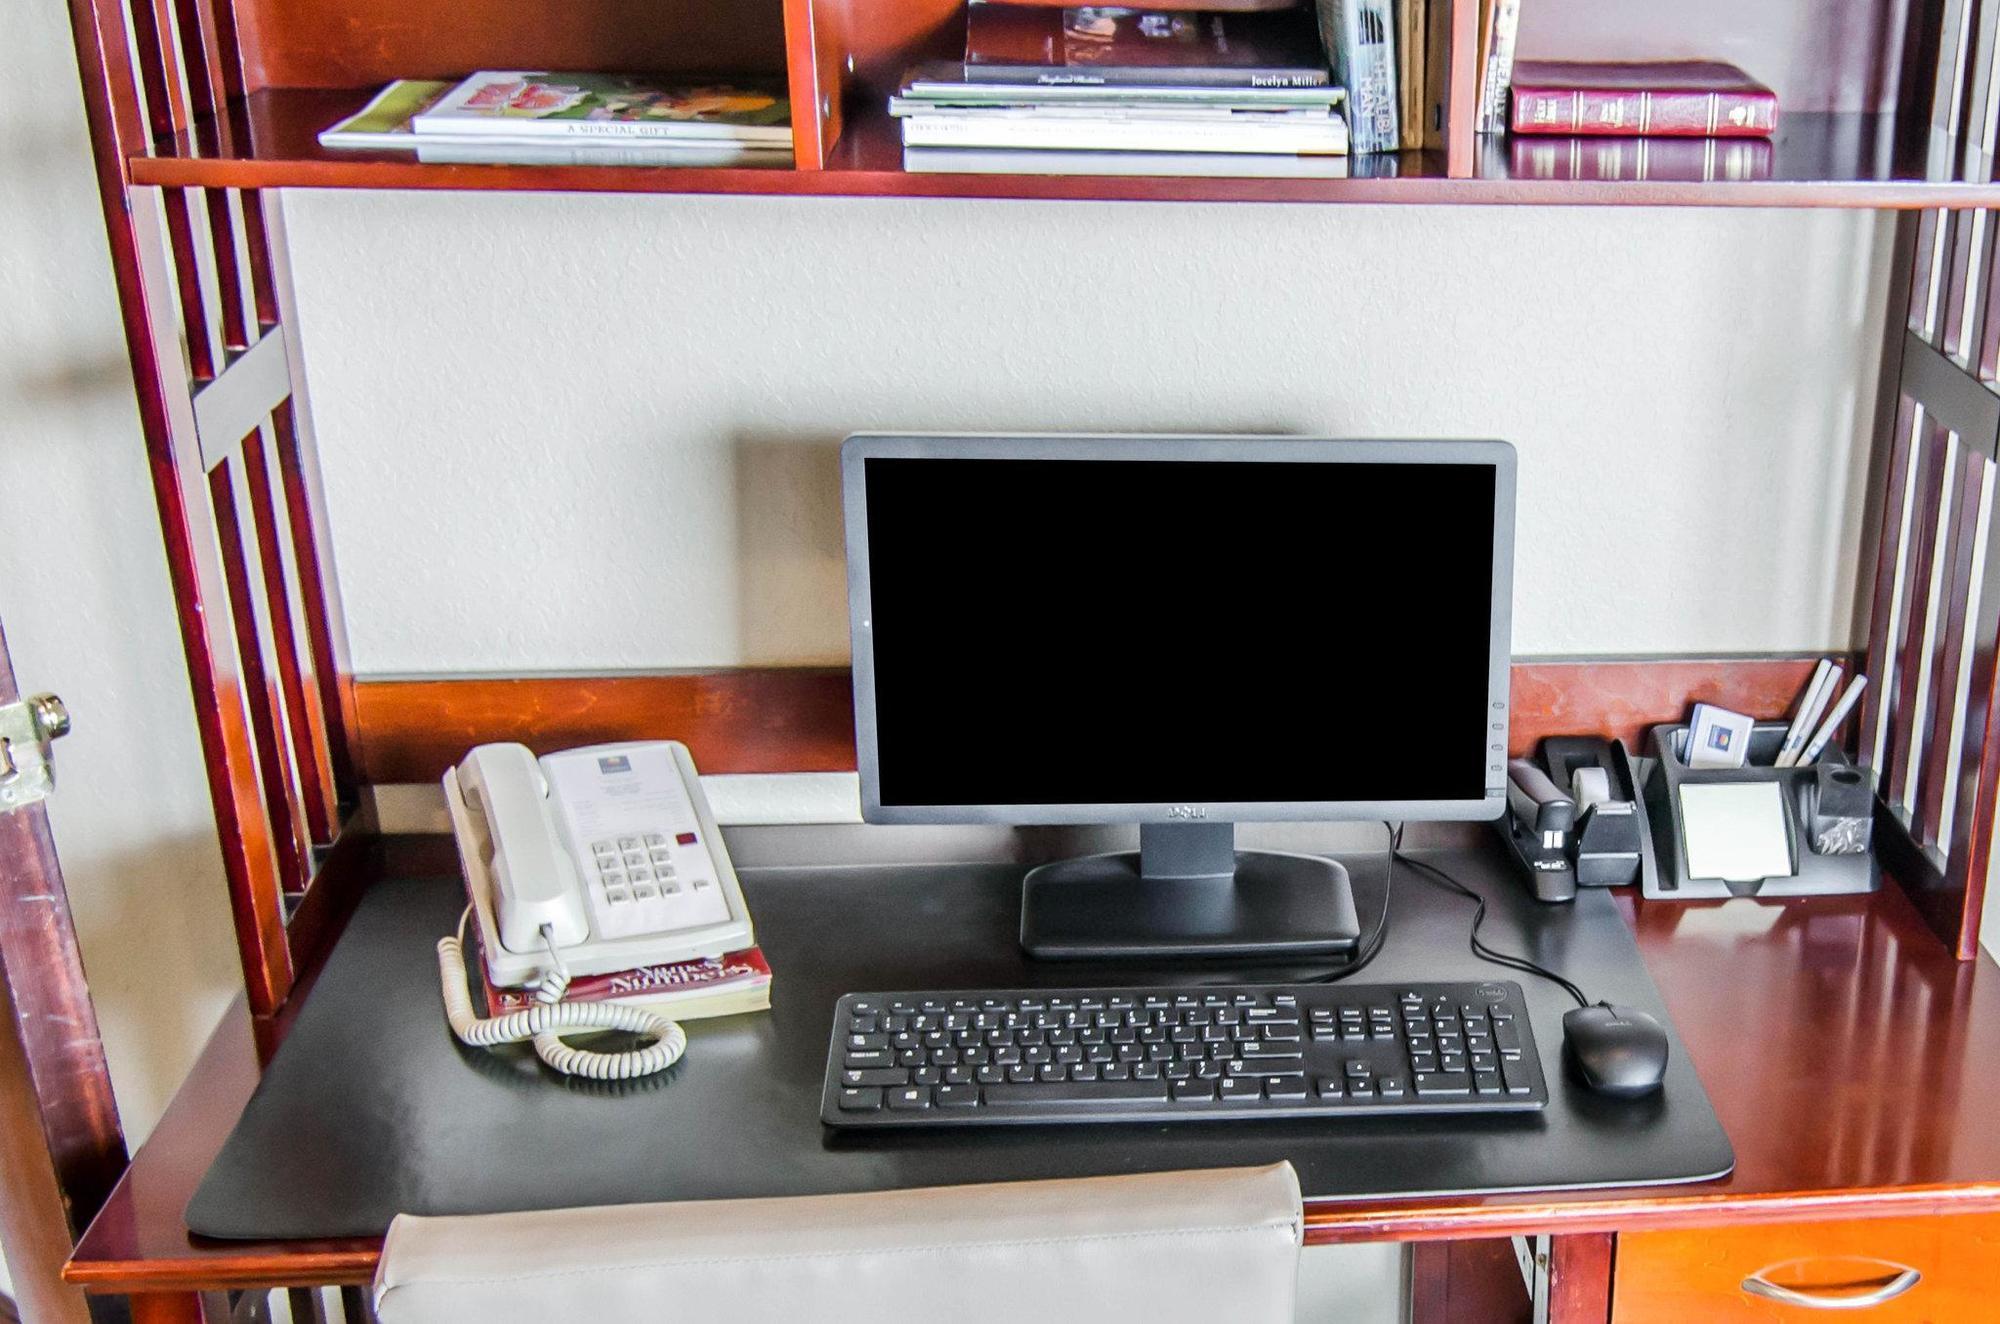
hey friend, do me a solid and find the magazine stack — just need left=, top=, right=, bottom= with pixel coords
left=319, top=72, right=792, bottom=166
left=894, top=5, right=1351, bottom=177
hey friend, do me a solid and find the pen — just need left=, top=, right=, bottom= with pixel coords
left=1800, top=675, right=1869, bottom=766
left=1775, top=660, right=1838, bottom=768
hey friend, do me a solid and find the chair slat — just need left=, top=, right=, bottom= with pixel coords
left=1886, top=420, right=1954, bottom=803
left=1917, top=442, right=1991, bottom=839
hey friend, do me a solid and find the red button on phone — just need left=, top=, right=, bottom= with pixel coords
left=676, top=831, right=698, bottom=845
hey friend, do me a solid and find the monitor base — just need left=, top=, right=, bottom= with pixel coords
left=1020, top=822, right=1362, bottom=961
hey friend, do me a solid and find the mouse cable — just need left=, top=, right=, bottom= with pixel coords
left=1393, top=851, right=1592, bottom=1009
left=1307, top=821, right=1402, bottom=984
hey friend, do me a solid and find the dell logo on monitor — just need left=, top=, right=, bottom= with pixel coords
left=1165, top=805, right=1208, bottom=820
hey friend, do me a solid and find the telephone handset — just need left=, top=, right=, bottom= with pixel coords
left=451, top=743, right=589, bottom=956
left=436, top=740, right=754, bottom=1080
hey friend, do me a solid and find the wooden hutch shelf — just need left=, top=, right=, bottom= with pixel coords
left=98, top=0, right=1996, bottom=207
left=131, top=91, right=1997, bottom=208
left=31, top=0, right=2000, bottom=1316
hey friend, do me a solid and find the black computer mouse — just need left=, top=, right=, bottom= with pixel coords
left=1562, top=1003, right=1669, bottom=1097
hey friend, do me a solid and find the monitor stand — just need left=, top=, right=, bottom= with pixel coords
left=1019, top=822, right=1362, bottom=961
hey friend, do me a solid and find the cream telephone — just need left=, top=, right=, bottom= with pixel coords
left=435, top=740, right=754, bottom=1081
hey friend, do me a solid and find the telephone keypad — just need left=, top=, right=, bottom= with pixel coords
left=582, top=830, right=730, bottom=935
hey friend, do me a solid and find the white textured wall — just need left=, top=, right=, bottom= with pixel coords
left=0, top=0, right=242, bottom=1303
left=282, top=191, right=1892, bottom=675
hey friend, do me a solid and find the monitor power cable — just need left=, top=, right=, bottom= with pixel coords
left=1309, top=821, right=1401, bottom=984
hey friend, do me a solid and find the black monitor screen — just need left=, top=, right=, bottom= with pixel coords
left=860, top=454, right=1499, bottom=809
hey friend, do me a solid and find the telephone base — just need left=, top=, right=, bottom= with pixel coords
left=1020, top=825, right=1361, bottom=961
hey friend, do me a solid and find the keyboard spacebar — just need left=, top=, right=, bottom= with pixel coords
left=982, top=1081, right=1170, bottom=1108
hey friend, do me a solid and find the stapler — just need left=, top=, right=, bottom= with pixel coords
left=1501, top=757, right=1579, bottom=902
left=1498, top=737, right=1652, bottom=902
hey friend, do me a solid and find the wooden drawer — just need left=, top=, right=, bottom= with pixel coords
left=1614, top=1215, right=2000, bottom=1321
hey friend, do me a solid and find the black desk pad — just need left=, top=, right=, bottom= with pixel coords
left=188, top=847, right=1734, bottom=1238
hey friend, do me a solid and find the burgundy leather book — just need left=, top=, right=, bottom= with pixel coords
left=1509, top=60, right=1777, bottom=138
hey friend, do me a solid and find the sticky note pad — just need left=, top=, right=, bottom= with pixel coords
left=1679, top=782, right=1795, bottom=883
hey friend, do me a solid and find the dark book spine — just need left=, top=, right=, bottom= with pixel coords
left=1316, top=0, right=1398, bottom=154
left=1510, top=85, right=1777, bottom=137
left=960, top=64, right=1332, bottom=89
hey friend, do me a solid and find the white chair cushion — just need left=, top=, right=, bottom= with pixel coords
left=373, top=1161, right=1302, bottom=1324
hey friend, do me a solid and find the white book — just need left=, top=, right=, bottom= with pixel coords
left=899, top=113, right=1349, bottom=155
left=412, top=141, right=790, bottom=167
left=1476, top=0, right=1523, bottom=133
left=904, top=146, right=1353, bottom=177
left=414, top=72, right=793, bottom=145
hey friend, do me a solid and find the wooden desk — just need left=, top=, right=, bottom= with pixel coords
left=62, top=828, right=2000, bottom=1321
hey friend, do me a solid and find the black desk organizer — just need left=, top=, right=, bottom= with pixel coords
left=1639, top=722, right=1879, bottom=900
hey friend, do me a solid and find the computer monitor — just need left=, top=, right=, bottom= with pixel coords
left=842, top=434, right=1516, bottom=960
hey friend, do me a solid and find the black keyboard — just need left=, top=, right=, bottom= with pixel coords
left=819, top=981, right=1549, bottom=1127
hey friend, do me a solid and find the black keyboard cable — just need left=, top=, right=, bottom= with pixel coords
left=1394, top=850, right=1591, bottom=1009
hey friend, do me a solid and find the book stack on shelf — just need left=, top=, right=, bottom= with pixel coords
left=319, top=72, right=793, bottom=166
left=895, top=5, right=1349, bottom=176
left=893, top=0, right=1448, bottom=176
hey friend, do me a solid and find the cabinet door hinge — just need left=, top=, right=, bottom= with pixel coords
left=0, top=692, right=70, bottom=812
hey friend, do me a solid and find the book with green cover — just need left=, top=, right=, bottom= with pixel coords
left=413, top=72, right=792, bottom=144
left=316, top=80, right=454, bottom=150
left=319, top=77, right=792, bottom=163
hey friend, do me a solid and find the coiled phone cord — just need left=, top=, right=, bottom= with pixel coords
left=437, top=909, right=688, bottom=1080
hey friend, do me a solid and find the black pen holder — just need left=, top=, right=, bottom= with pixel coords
left=1639, top=722, right=1879, bottom=900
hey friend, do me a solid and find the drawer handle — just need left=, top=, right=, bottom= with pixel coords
left=1740, top=1258, right=1921, bottom=1310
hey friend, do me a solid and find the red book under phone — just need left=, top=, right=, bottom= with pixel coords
left=1509, top=60, right=1777, bottom=138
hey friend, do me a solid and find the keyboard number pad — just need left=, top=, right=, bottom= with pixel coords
left=1399, top=989, right=1533, bottom=1097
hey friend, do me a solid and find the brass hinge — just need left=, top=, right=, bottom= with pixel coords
left=0, top=693, right=70, bottom=812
